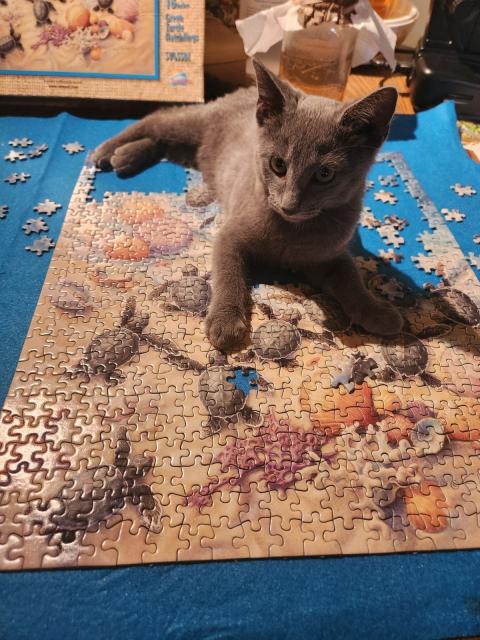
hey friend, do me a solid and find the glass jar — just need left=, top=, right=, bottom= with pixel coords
left=279, top=21, right=358, bottom=100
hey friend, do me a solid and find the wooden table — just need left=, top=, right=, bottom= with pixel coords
left=345, top=72, right=414, bottom=114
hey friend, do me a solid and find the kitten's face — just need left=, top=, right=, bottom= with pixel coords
left=253, top=60, right=397, bottom=225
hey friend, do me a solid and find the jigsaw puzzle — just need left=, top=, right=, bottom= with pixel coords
left=1, top=149, right=480, bottom=569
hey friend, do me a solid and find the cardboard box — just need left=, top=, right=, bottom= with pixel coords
left=0, top=0, right=204, bottom=102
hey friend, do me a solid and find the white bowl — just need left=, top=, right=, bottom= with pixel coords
left=384, top=0, right=419, bottom=46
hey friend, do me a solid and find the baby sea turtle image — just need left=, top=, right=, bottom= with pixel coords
left=149, top=265, right=211, bottom=317
left=427, top=285, right=480, bottom=327
left=0, top=24, right=23, bottom=58
left=31, top=427, right=162, bottom=544
left=236, top=303, right=332, bottom=368
left=49, top=280, right=92, bottom=315
left=380, top=333, right=441, bottom=387
left=69, top=296, right=204, bottom=385
left=28, top=0, right=55, bottom=25
left=198, top=351, right=269, bottom=434
left=93, top=0, right=113, bottom=12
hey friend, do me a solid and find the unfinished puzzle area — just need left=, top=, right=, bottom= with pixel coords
left=1, top=151, right=480, bottom=569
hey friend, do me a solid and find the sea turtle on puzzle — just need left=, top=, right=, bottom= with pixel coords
left=93, top=0, right=113, bottom=12
left=426, top=285, right=480, bottom=328
left=0, top=24, right=23, bottom=58
left=149, top=264, right=211, bottom=317
left=69, top=296, right=204, bottom=385
left=198, top=351, right=270, bottom=434
left=236, top=303, right=332, bottom=368
left=49, top=280, right=92, bottom=314
left=31, top=427, right=162, bottom=544
left=379, top=333, right=441, bottom=387
left=28, top=0, right=55, bottom=25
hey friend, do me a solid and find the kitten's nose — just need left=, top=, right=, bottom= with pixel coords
left=281, top=206, right=297, bottom=216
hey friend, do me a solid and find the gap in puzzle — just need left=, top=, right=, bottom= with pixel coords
left=1, top=149, right=480, bottom=569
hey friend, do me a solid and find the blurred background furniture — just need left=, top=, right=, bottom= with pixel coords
left=409, top=0, right=480, bottom=120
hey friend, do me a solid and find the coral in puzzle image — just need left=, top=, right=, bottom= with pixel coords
left=1, top=154, right=480, bottom=569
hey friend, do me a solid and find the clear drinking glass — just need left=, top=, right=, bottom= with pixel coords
left=279, top=23, right=358, bottom=100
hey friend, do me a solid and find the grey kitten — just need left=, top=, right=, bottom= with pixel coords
left=93, top=59, right=403, bottom=352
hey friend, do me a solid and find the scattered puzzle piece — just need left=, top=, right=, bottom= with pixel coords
left=441, top=208, right=465, bottom=222
left=359, top=206, right=380, bottom=229
left=378, top=174, right=398, bottom=187
left=4, top=150, right=26, bottom=163
left=27, top=144, right=48, bottom=159
left=62, top=142, right=85, bottom=155
left=374, top=190, right=398, bottom=205
left=0, top=204, right=8, bottom=219
left=379, top=248, right=403, bottom=263
left=25, top=236, right=55, bottom=255
left=466, top=252, right=480, bottom=269
left=22, top=218, right=49, bottom=235
left=377, top=224, right=404, bottom=248
left=33, top=199, right=62, bottom=216
left=9, top=137, right=32, bottom=148
left=4, top=172, right=30, bottom=185
left=450, top=183, right=477, bottom=197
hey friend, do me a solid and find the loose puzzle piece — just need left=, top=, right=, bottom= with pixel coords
left=451, top=183, right=477, bottom=197
left=33, top=199, right=62, bottom=216
left=62, top=142, right=85, bottom=155
left=28, top=144, right=49, bottom=159
left=374, top=190, right=398, bottom=205
left=0, top=205, right=8, bottom=219
left=25, top=236, right=55, bottom=255
left=4, top=172, right=30, bottom=185
left=1, top=153, right=480, bottom=569
left=4, top=150, right=27, bottom=163
left=22, top=218, right=49, bottom=235
left=441, top=208, right=465, bottom=222
left=9, top=138, right=33, bottom=148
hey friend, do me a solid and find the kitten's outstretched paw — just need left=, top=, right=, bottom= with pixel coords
left=92, top=138, right=157, bottom=177
left=206, top=307, right=249, bottom=353
left=352, top=301, right=404, bottom=336
left=91, top=139, right=117, bottom=171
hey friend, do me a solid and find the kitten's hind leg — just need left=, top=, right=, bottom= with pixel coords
left=304, top=253, right=404, bottom=337
left=92, top=104, right=210, bottom=175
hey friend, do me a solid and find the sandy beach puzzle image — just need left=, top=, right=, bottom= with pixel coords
left=1, top=150, right=480, bottom=569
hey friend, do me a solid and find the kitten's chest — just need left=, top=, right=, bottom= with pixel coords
left=257, top=227, right=342, bottom=269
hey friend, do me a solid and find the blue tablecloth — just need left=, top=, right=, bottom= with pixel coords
left=1, top=103, right=480, bottom=640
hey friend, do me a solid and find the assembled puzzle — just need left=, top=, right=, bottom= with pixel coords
left=0, top=146, right=480, bottom=569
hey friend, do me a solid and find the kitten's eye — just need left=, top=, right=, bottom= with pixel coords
left=315, top=166, right=335, bottom=183
left=270, top=156, right=287, bottom=177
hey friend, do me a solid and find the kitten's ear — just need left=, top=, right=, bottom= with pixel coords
left=252, top=58, right=298, bottom=126
left=339, top=87, right=397, bottom=144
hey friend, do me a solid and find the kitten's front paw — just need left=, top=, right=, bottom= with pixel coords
left=92, top=138, right=156, bottom=177
left=352, top=300, right=404, bottom=336
left=91, top=138, right=118, bottom=171
left=206, top=307, right=249, bottom=353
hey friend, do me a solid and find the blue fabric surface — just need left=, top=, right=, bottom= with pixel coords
left=1, top=102, right=480, bottom=640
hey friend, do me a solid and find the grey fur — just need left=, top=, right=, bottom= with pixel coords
left=92, top=60, right=403, bottom=352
